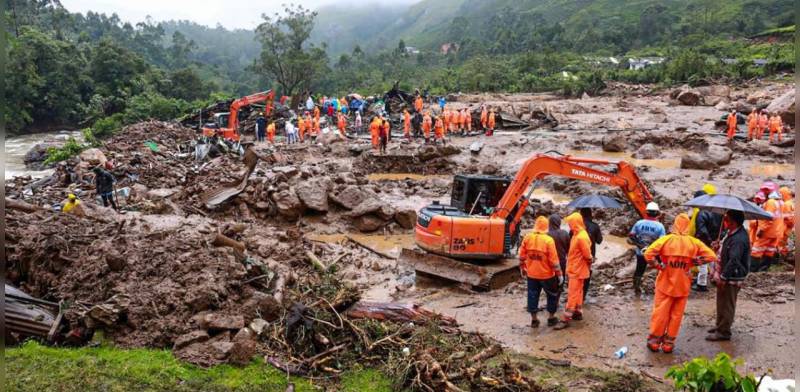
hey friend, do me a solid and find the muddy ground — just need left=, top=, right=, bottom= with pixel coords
left=5, top=81, right=795, bottom=388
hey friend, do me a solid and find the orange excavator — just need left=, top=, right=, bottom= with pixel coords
left=202, top=90, right=275, bottom=141
left=401, top=152, right=653, bottom=290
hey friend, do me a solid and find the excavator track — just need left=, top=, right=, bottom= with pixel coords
left=400, top=248, right=520, bottom=291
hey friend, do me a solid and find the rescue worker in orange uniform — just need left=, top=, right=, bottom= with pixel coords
left=643, top=213, right=717, bottom=353
left=519, top=216, right=563, bottom=328
left=778, top=186, right=794, bottom=257
left=554, top=212, right=592, bottom=330
left=442, top=108, right=450, bottom=135
left=297, top=115, right=306, bottom=142
left=422, top=112, right=432, bottom=143
left=486, top=108, right=496, bottom=136
left=313, top=106, right=320, bottom=123
left=480, top=105, right=488, bottom=130
left=304, top=113, right=314, bottom=141
left=434, top=116, right=445, bottom=145
left=266, top=122, right=276, bottom=144
left=414, top=95, right=424, bottom=113
left=403, top=109, right=411, bottom=140
left=751, top=184, right=781, bottom=271
left=448, top=108, right=457, bottom=133
left=463, top=108, right=472, bottom=133
left=757, top=110, right=769, bottom=140
left=725, top=109, right=737, bottom=141
left=768, top=113, right=783, bottom=143
left=747, top=110, right=758, bottom=140
left=381, top=116, right=391, bottom=143
left=337, top=112, right=347, bottom=137
left=369, top=117, right=381, bottom=150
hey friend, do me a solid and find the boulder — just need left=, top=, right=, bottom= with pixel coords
left=601, top=134, right=628, bottom=152
left=347, top=198, right=395, bottom=220
left=353, top=214, right=387, bottom=232
left=677, top=89, right=702, bottom=106
left=394, top=209, right=417, bottom=229
left=271, top=188, right=305, bottom=220
left=174, top=330, right=210, bottom=350
left=228, top=328, right=258, bottom=365
left=330, top=185, right=374, bottom=210
left=23, top=143, right=55, bottom=164
left=469, top=141, right=483, bottom=154
left=79, top=148, right=107, bottom=166
left=705, top=96, right=727, bottom=107
left=633, top=144, right=661, bottom=159
left=697, top=85, right=731, bottom=98
left=766, top=89, right=795, bottom=126
left=746, top=91, right=770, bottom=105
left=669, top=85, right=690, bottom=100
left=481, top=164, right=500, bottom=175
left=272, top=166, right=299, bottom=177
left=295, top=178, right=332, bottom=212
left=680, top=146, right=732, bottom=169
left=199, top=313, right=245, bottom=331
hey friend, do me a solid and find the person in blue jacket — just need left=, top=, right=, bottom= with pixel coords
left=438, top=96, right=446, bottom=112
left=629, top=202, right=666, bottom=295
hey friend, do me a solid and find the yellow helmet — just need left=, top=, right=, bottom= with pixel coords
left=68, top=193, right=77, bottom=200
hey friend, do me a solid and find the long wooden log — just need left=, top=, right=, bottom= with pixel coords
left=5, top=198, right=43, bottom=213
left=345, top=301, right=457, bottom=326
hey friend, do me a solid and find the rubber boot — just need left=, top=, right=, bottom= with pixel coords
left=661, top=336, right=676, bottom=353
left=633, top=276, right=642, bottom=296
left=646, top=334, right=662, bottom=352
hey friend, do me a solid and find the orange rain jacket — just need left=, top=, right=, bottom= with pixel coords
left=403, top=110, right=411, bottom=135
left=434, top=117, right=445, bottom=139
left=780, top=187, right=795, bottom=230
left=747, top=112, right=758, bottom=136
left=519, top=216, right=561, bottom=280
left=480, top=108, right=488, bottom=127
left=414, top=96, right=423, bottom=113
left=266, top=123, right=275, bottom=142
left=644, top=213, right=717, bottom=297
left=564, top=212, right=592, bottom=280
left=422, top=114, right=432, bottom=138
left=369, top=118, right=381, bottom=147
left=487, top=111, right=496, bottom=129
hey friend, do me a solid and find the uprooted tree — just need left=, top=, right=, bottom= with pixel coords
left=253, top=4, right=328, bottom=108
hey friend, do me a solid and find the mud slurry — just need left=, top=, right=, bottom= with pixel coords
left=4, top=81, right=795, bottom=388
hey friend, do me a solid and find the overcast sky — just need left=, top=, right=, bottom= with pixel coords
left=61, top=0, right=419, bottom=30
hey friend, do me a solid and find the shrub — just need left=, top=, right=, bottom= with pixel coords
left=44, top=137, right=86, bottom=165
left=665, top=353, right=760, bottom=392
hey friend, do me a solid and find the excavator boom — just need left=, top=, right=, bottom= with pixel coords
left=405, top=152, right=653, bottom=290
left=203, top=90, right=275, bottom=141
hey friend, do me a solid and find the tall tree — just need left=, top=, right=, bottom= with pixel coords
left=253, top=4, right=327, bottom=104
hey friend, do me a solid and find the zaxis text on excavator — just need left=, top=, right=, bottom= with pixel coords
left=401, top=152, right=653, bottom=290
left=202, top=90, right=275, bottom=142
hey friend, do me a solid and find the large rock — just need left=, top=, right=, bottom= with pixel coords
left=174, top=330, right=210, bottom=350
left=198, top=313, right=245, bottom=331
left=680, top=146, right=732, bottom=169
left=394, top=209, right=417, bottom=229
left=746, top=91, right=771, bottom=105
left=271, top=188, right=305, bottom=220
left=79, top=148, right=107, bottom=166
left=601, top=134, right=628, bottom=152
left=766, top=89, right=795, bottom=126
left=347, top=198, right=395, bottom=220
left=23, top=143, right=56, bottom=164
left=228, top=328, right=258, bottom=365
left=295, top=178, right=332, bottom=212
left=330, top=185, right=374, bottom=210
left=353, top=214, right=387, bottom=232
left=633, top=143, right=661, bottom=159
left=677, top=89, right=702, bottom=106
left=697, top=85, right=731, bottom=98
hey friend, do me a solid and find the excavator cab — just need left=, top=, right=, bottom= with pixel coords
left=449, top=175, right=511, bottom=216
left=202, top=113, right=240, bottom=141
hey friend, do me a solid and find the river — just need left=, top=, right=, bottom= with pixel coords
left=5, top=130, right=83, bottom=180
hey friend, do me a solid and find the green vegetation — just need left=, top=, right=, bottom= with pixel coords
left=6, top=341, right=392, bottom=392
left=666, top=353, right=761, bottom=392
left=43, top=137, right=86, bottom=165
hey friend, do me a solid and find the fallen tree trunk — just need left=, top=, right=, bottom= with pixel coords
left=346, top=301, right=457, bottom=326
left=5, top=198, right=44, bottom=213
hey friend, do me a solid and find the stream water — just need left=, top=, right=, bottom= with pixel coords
left=5, top=130, right=83, bottom=180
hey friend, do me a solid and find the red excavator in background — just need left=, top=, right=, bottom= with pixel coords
left=202, top=90, right=275, bottom=141
left=401, top=152, right=654, bottom=290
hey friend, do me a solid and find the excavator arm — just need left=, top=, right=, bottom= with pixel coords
left=227, top=90, right=275, bottom=131
left=492, top=153, right=653, bottom=238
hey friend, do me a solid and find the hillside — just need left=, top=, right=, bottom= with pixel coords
left=310, top=0, right=795, bottom=55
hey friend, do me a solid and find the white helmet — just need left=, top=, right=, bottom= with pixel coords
left=646, top=202, right=660, bottom=212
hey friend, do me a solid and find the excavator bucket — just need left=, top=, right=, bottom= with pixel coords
left=400, top=248, right=520, bottom=291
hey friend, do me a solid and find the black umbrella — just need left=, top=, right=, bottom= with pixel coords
left=683, top=194, right=773, bottom=220
left=566, top=194, right=623, bottom=210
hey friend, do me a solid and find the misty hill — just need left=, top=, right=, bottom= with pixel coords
left=310, top=0, right=794, bottom=55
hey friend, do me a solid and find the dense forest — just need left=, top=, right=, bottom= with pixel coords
left=3, top=0, right=794, bottom=136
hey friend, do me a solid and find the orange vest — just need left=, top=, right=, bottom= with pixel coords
left=519, top=217, right=560, bottom=279
left=564, top=213, right=592, bottom=279
left=644, top=214, right=717, bottom=297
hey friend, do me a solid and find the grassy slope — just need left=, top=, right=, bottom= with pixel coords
left=6, top=341, right=392, bottom=392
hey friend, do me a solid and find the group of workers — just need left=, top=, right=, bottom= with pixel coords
left=726, top=108, right=786, bottom=143
left=60, top=166, right=118, bottom=214
left=520, top=181, right=794, bottom=354
left=253, top=92, right=499, bottom=149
